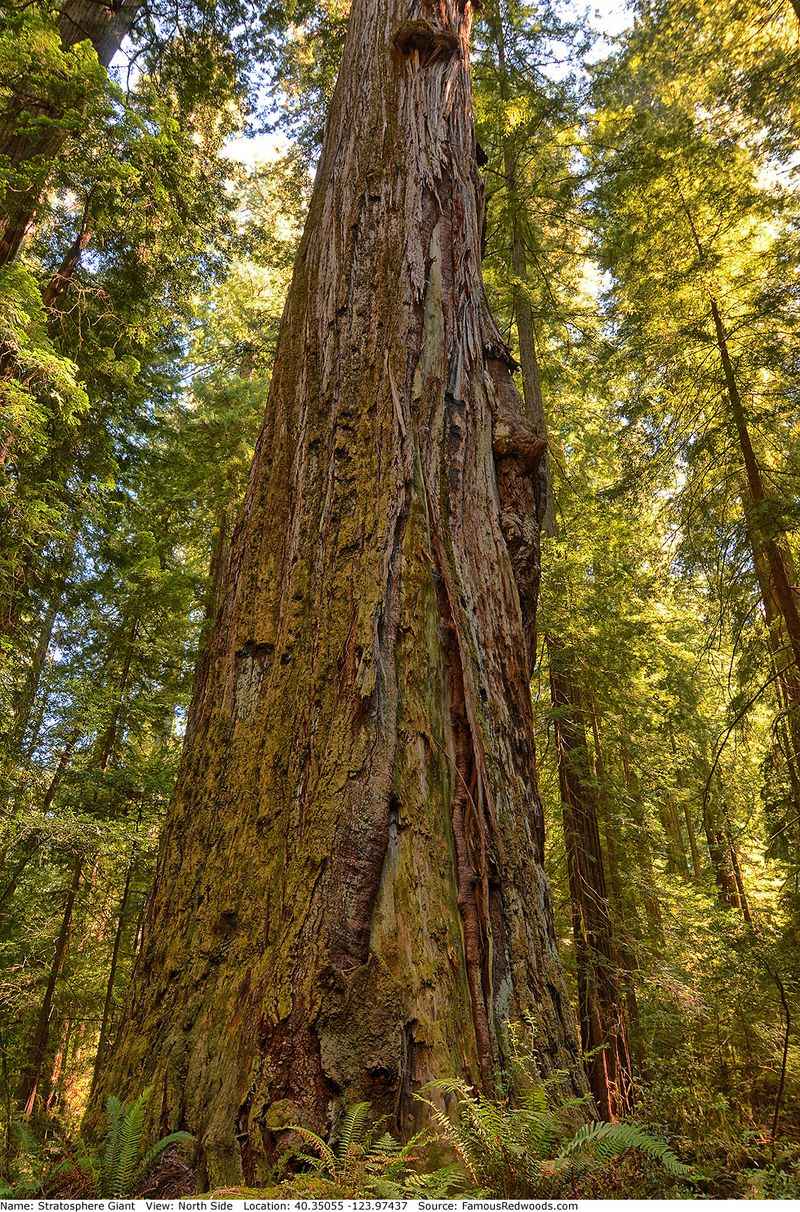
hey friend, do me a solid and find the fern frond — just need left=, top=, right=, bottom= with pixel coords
left=391, top=1128, right=429, bottom=1162
left=294, top=1150, right=328, bottom=1171
left=520, top=1081, right=548, bottom=1116
left=113, top=1092, right=147, bottom=1196
left=419, top=1079, right=499, bottom=1165
left=287, top=1125, right=338, bottom=1176
left=517, top=1106, right=556, bottom=1161
left=101, top=1094, right=125, bottom=1198
left=558, top=1120, right=695, bottom=1179
left=11, top=1120, right=42, bottom=1159
left=403, top=1163, right=467, bottom=1197
left=414, top=1095, right=482, bottom=1184
left=336, top=1102, right=370, bottom=1161
left=372, top=1131, right=401, bottom=1155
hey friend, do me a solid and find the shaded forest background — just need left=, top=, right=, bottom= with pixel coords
left=1, top=0, right=800, bottom=1197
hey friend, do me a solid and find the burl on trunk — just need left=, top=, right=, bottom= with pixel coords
left=97, top=0, right=584, bottom=1185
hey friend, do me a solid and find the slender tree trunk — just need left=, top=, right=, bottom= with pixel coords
left=41, top=189, right=95, bottom=310
left=90, top=846, right=135, bottom=1095
left=5, top=549, right=71, bottom=754
left=0, top=737, right=75, bottom=915
left=750, top=534, right=800, bottom=827
left=0, top=0, right=140, bottom=264
left=548, top=638, right=633, bottom=1120
left=584, top=701, right=639, bottom=1094
left=709, top=299, right=800, bottom=673
left=676, top=190, right=800, bottom=694
left=131, top=890, right=146, bottom=958
left=594, top=736, right=646, bottom=1071
left=662, top=726, right=701, bottom=881
left=702, top=773, right=743, bottom=913
left=619, top=742, right=664, bottom=935
left=94, top=0, right=586, bottom=1185
left=727, top=829, right=752, bottom=925
left=45, top=1015, right=72, bottom=1112
left=11, top=616, right=134, bottom=1115
left=0, top=835, right=41, bottom=917
left=16, top=855, right=82, bottom=1117
left=657, top=730, right=689, bottom=874
left=703, top=818, right=738, bottom=910
left=682, top=795, right=702, bottom=878
left=599, top=804, right=644, bottom=1066
left=659, top=799, right=688, bottom=875
left=7, top=588, right=62, bottom=752
left=92, top=614, right=139, bottom=775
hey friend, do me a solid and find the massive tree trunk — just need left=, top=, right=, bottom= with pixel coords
left=548, top=639, right=633, bottom=1121
left=96, top=0, right=585, bottom=1186
left=0, top=0, right=140, bottom=265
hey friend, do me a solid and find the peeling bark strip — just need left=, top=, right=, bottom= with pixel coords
left=96, top=0, right=585, bottom=1185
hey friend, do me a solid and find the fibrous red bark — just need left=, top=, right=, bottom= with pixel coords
left=96, top=0, right=585, bottom=1185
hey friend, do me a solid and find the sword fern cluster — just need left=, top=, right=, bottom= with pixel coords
left=419, top=1076, right=697, bottom=1197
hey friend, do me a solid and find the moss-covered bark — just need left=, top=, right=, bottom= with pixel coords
left=96, top=0, right=585, bottom=1185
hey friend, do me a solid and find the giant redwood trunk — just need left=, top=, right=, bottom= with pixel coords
left=0, top=0, right=140, bottom=265
left=96, top=0, right=585, bottom=1186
